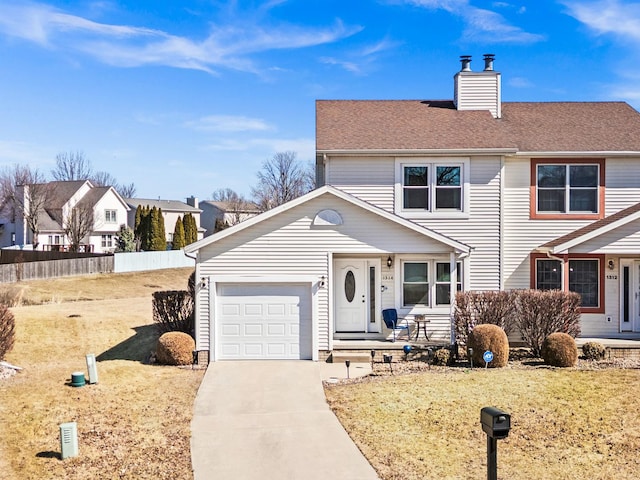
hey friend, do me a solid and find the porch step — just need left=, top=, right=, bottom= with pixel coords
left=328, top=351, right=372, bottom=364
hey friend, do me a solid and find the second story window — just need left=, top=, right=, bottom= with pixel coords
left=532, top=159, right=604, bottom=219
left=105, top=209, right=117, bottom=223
left=396, top=158, right=468, bottom=218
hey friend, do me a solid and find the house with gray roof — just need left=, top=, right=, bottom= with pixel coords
left=124, top=196, right=204, bottom=247
left=12, top=180, right=129, bottom=253
left=185, top=54, right=640, bottom=363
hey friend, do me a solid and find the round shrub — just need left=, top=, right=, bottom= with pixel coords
left=156, top=332, right=195, bottom=366
left=541, top=332, right=578, bottom=367
left=582, top=341, right=606, bottom=361
left=467, top=324, right=509, bottom=368
left=432, top=348, right=451, bottom=366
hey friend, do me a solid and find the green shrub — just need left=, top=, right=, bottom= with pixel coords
left=582, top=341, right=606, bottom=360
left=432, top=348, right=451, bottom=366
left=0, top=304, right=16, bottom=360
left=152, top=290, right=194, bottom=336
left=156, top=332, right=195, bottom=366
left=467, top=324, right=509, bottom=368
left=541, top=332, right=578, bottom=367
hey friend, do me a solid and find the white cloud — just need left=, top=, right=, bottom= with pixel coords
left=508, top=76, right=534, bottom=88
left=185, top=115, right=274, bottom=133
left=399, top=0, right=543, bottom=44
left=0, top=2, right=362, bottom=74
left=562, top=0, right=640, bottom=41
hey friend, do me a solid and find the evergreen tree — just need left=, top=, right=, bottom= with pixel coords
left=172, top=216, right=186, bottom=250
left=157, top=207, right=167, bottom=250
left=140, top=205, right=152, bottom=251
left=149, top=206, right=165, bottom=251
left=115, top=225, right=136, bottom=252
left=183, top=213, right=197, bottom=245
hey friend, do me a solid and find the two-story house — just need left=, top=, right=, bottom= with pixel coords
left=12, top=180, right=129, bottom=253
left=185, top=54, right=640, bottom=362
left=124, top=197, right=204, bottom=248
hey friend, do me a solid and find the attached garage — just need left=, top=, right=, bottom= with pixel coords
left=215, top=283, right=313, bottom=360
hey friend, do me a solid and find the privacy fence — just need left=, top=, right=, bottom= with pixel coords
left=0, top=250, right=195, bottom=283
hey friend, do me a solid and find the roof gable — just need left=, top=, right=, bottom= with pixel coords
left=185, top=186, right=470, bottom=254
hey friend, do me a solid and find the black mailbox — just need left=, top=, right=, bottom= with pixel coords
left=480, top=407, right=511, bottom=439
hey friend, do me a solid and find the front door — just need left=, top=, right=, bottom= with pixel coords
left=335, top=259, right=367, bottom=332
left=620, top=260, right=640, bottom=332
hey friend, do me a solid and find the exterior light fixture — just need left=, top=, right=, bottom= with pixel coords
left=320, top=275, right=326, bottom=287
left=387, top=256, right=393, bottom=268
left=608, top=260, right=615, bottom=270
left=200, top=277, right=207, bottom=289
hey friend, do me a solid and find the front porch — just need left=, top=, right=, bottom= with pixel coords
left=322, top=335, right=640, bottom=363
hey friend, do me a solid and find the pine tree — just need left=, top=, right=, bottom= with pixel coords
left=172, top=216, right=186, bottom=249
left=140, top=205, right=152, bottom=251
left=115, top=225, right=136, bottom=252
left=183, top=213, right=197, bottom=245
left=157, top=207, right=167, bottom=250
left=149, top=206, right=166, bottom=251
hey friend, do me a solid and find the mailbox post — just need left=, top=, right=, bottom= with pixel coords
left=480, top=407, right=511, bottom=480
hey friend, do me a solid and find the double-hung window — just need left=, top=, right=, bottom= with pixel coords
left=533, top=255, right=602, bottom=312
left=532, top=159, right=604, bottom=219
left=396, top=159, right=467, bottom=217
left=402, top=260, right=463, bottom=308
left=105, top=209, right=117, bottom=223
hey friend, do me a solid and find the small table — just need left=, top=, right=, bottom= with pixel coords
left=413, top=315, right=430, bottom=341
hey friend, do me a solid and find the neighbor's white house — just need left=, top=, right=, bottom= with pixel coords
left=185, top=54, right=640, bottom=362
left=10, top=180, right=130, bottom=254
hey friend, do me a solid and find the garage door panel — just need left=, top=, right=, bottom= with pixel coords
left=217, top=284, right=311, bottom=360
left=243, top=324, right=263, bottom=336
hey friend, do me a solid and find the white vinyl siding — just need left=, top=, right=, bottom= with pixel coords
left=454, top=72, right=501, bottom=118
left=195, top=193, right=455, bottom=352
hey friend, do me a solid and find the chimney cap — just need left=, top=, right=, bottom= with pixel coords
left=459, top=55, right=472, bottom=72
left=483, top=53, right=495, bottom=71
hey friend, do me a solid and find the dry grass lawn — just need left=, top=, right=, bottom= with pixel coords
left=0, top=268, right=205, bottom=479
left=325, top=366, right=640, bottom=480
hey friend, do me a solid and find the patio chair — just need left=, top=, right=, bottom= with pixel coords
left=382, top=308, right=411, bottom=342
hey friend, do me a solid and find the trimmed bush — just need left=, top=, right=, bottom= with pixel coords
left=582, top=341, right=606, bottom=361
left=156, top=332, right=195, bottom=366
left=432, top=348, right=451, bottom=366
left=0, top=304, right=16, bottom=360
left=152, top=290, right=194, bottom=336
left=467, top=324, right=509, bottom=368
left=541, top=332, right=578, bottom=367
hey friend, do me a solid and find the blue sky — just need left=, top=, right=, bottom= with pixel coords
left=1, top=0, right=639, bottom=201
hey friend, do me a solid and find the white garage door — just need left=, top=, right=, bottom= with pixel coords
left=216, top=283, right=312, bottom=360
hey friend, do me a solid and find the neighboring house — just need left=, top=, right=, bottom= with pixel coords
left=124, top=197, right=204, bottom=247
left=13, top=180, right=129, bottom=253
left=185, top=54, right=640, bottom=363
left=199, top=200, right=261, bottom=236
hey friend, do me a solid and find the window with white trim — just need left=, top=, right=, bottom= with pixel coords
left=402, top=260, right=462, bottom=307
left=396, top=159, right=468, bottom=217
left=101, top=234, right=113, bottom=248
left=105, top=209, right=117, bottom=223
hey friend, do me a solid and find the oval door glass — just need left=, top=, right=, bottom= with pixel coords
left=344, top=270, right=356, bottom=302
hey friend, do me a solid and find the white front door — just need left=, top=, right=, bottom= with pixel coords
left=620, top=260, right=640, bottom=333
left=335, top=259, right=367, bottom=332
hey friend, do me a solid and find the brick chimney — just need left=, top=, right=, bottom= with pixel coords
left=453, top=54, right=501, bottom=118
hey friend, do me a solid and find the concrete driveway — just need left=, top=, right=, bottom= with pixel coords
left=191, top=361, right=379, bottom=480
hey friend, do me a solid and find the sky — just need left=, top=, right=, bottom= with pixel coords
left=1, top=0, right=640, bottom=202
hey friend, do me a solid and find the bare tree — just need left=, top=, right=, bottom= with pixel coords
left=117, top=182, right=136, bottom=198
left=251, top=152, right=315, bottom=211
left=0, top=165, right=53, bottom=248
left=63, top=204, right=96, bottom=252
left=52, top=151, right=93, bottom=181
left=90, top=171, right=118, bottom=187
left=211, top=188, right=251, bottom=226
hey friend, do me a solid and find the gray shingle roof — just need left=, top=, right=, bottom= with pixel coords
left=125, top=198, right=201, bottom=213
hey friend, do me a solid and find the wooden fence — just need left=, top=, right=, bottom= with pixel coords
left=0, top=256, right=115, bottom=283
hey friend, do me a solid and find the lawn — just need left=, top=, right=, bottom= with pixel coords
left=0, top=268, right=205, bottom=480
left=324, top=364, right=640, bottom=480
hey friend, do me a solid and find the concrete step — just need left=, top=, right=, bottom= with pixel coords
left=329, top=351, right=372, bottom=363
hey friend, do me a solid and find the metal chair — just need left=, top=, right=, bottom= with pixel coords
left=382, top=308, right=410, bottom=342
